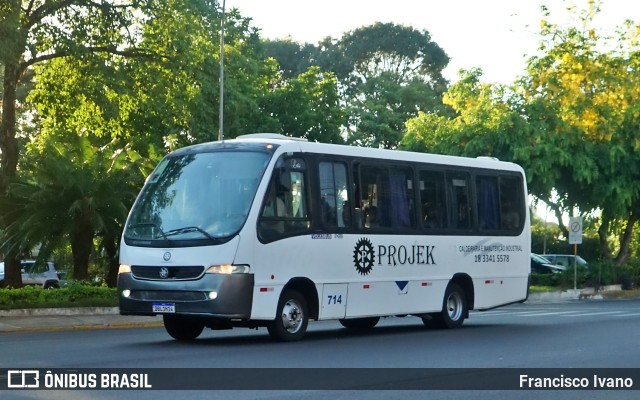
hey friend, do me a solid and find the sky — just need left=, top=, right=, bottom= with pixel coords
left=231, top=0, right=638, bottom=84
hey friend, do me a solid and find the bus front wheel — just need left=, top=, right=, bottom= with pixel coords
left=267, top=289, right=309, bottom=342
left=425, top=283, right=467, bottom=329
left=163, top=315, right=205, bottom=340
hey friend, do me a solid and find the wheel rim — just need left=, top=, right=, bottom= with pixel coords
left=281, top=299, right=304, bottom=334
left=446, top=291, right=464, bottom=321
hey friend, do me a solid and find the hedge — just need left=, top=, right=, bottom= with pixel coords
left=0, top=283, right=117, bottom=310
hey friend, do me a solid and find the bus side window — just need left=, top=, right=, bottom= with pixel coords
left=447, top=172, right=471, bottom=229
left=358, top=166, right=383, bottom=229
left=476, top=175, right=500, bottom=230
left=258, top=158, right=311, bottom=241
left=259, top=179, right=286, bottom=237
left=419, top=170, right=447, bottom=229
left=499, top=176, right=523, bottom=231
left=319, top=161, right=350, bottom=228
left=359, top=165, right=414, bottom=230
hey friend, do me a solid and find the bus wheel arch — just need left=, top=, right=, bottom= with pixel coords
left=451, top=273, right=474, bottom=313
left=267, top=278, right=318, bottom=342
left=282, top=277, right=319, bottom=320
left=268, top=288, right=309, bottom=341
left=424, top=274, right=474, bottom=329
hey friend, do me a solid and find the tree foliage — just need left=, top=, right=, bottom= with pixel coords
left=259, top=66, right=345, bottom=143
left=403, top=2, right=640, bottom=265
left=1, top=0, right=353, bottom=285
left=1, top=0, right=159, bottom=287
left=402, top=68, right=528, bottom=159
left=0, top=137, right=150, bottom=281
left=266, top=22, right=450, bottom=148
left=519, top=3, right=640, bottom=264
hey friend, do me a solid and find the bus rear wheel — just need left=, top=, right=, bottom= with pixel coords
left=339, top=317, right=380, bottom=330
left=424, top=283, right=467, bottom=329
left=163, top=315, right=205, bottom=340
left=267, top=289, right=309, bottom=342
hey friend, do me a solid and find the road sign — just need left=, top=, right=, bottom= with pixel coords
left=568, top=217, right=583, bottom=245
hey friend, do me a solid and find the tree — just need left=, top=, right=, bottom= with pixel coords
left=403, top=2, right=640, bottom=265
left=0, top=0, right=158, bottom=287
left=266, top=23, right=450, bottom=148
left=326, top=23, right=450, bottom=148
left=519, top=3, right=640, bottom=264
left=1, top=1, right=277, bottom=285
left=403, top=68, right=528, bottom=160
left=262, top=38, right=318, bottom=79
left=259, top=66, right=345, bottom=143
left=1, top=0, right=155, bottom=185
left=0, top=137, right=149, bottom=282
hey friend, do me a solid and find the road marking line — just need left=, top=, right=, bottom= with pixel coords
left=514, top=311, right=581, bottom=317
left=564, top=311, right=625, bottom=317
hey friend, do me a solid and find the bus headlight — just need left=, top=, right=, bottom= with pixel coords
left=118, top=264, right=132, bottom=274
left=206, top=264, right=250, bottom=274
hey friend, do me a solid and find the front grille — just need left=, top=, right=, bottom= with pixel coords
left=131, top=265, right=205, bottom=280
left=130, top=290, right=207, bottom=301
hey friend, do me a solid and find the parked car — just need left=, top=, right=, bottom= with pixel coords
left=531, top=253, right=566, bottom=274
left=0, top=260, right=60, bottom=289
left=543, top=254, right=588, bottom=269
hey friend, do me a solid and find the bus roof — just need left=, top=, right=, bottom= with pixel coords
left=184, top=133, right=524, bottom=173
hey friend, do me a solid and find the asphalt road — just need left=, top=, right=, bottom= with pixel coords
left=2, top=298, right=640, bottom=400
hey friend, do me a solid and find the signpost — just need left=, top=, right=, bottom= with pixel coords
left=568, top=217, right=583, bottom=291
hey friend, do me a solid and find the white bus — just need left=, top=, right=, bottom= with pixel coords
left=118, top=134, right=530, bottom=341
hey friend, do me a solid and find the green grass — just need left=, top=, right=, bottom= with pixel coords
left=528, top=285, right=558, bottom=293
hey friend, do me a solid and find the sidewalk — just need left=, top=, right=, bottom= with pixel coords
left=0, top=307, right=162, bottom=333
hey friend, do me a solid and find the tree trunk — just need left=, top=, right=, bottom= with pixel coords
left=1, top=61, right=23, bottom=288
left=70, top=221, right=95, bottom=281
left=1, top=63, right=19, bottom=181
left=547, top=201, right=569, bottom=238
left=614, top=212, right=637, bottom=266
left=0, top=254, right=22, bottom=288
left=103, top=234, right=120, bottom=288
left=597, top=212, right=613, bottom=261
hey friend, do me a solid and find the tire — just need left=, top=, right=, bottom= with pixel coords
left=339, top=317, right=380, bottom=330
left=163, top=315, right=205, bottom=341
left=267, top=289, right=309, bottom=342
left=424, top=283, right=467, bottom=329
left=43, top=281, right=59, bottom=289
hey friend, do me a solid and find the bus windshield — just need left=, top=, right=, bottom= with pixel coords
left=124, top=150, right=272, bottom=244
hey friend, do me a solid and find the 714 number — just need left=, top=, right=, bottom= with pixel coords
left=327, top=295, right=343, bottom=305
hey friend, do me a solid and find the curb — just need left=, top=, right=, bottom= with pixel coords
left=0, top=321, right=164, bottom=334
left=527, top=285, right=625, bottom=303
left=0, top=307, right=119, bottom=317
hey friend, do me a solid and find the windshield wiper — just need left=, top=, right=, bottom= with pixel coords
left=127, top=222, right=168, bottom=240
left=164, top=226, right=215, bottom=240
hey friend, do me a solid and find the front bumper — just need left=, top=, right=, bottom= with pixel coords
left=118, top=272, right=254, bottom=318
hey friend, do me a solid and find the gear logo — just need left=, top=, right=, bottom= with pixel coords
left=353, top=238, right=375, bottom=275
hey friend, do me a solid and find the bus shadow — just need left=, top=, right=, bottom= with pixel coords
left=132, top=318, right=519, bottom=347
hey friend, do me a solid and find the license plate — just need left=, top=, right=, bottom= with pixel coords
left=152, top=303, right=175, bottom=313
